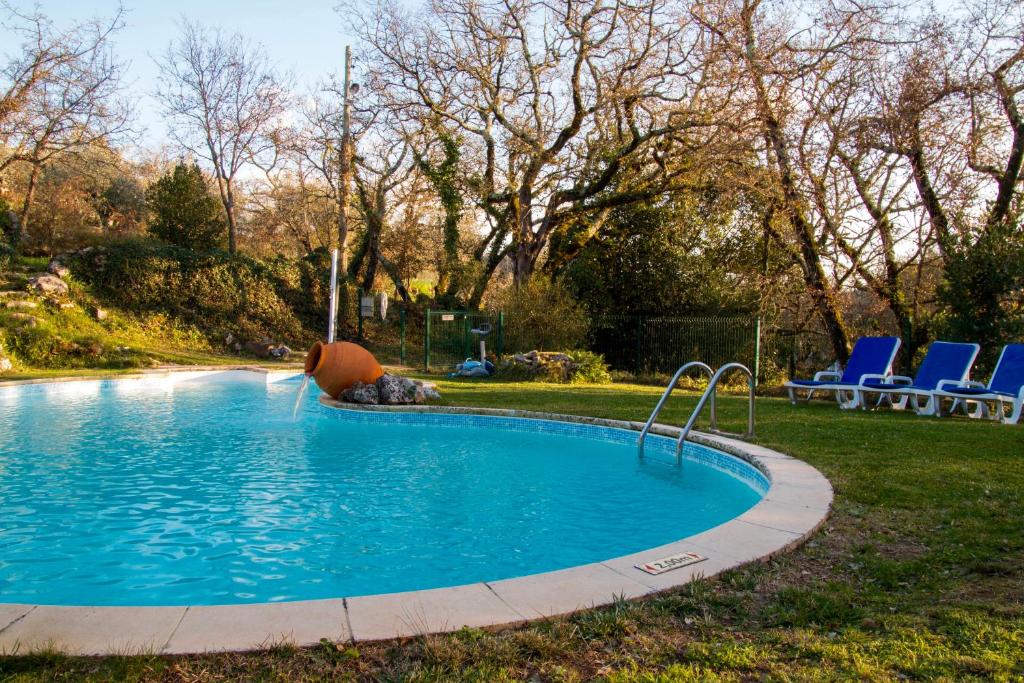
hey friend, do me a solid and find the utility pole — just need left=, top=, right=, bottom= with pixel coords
left=337, top=45, right=353, bottom=273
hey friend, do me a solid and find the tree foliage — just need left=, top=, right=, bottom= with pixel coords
left=938, top=226, right=1024, bottom=370
left=146, top=163, right=226, bottom=251
left=154, top=20, right=288, bottom=253
left=562, top=200, right=761, bottom=316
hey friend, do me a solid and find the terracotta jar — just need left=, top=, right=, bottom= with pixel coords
left=304, top=341, right=384, bottom=399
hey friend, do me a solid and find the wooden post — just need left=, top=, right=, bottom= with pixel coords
left=337, top=46, right=353, bottom=271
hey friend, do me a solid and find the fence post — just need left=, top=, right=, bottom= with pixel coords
left=635, top=316, right=643, bottom=375
left=753, top=316, right=762, bottom=388
left=424, top=309, right=432, bottom=370
left=463, top=314, right=472, bottom=361
left=400, top=307, right=406, bottom=366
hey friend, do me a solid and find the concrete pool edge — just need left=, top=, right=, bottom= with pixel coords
left=0, top=371, right=832, bottom=656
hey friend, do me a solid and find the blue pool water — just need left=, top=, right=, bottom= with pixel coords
left=0, top=376, right=767, bottom=606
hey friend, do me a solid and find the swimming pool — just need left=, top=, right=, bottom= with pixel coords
left=0, top=372, right=769, bottom=607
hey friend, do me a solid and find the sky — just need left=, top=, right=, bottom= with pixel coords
left=3, top=0, right=963, bottom=159
left=1, top=0, right=358, bottom=154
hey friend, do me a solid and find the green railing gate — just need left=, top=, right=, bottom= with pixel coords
left=424, top=310, right=504, bottom=370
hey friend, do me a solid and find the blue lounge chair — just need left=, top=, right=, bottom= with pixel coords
left=853, top=341, right=980, bottom=416
left=931, top=343, right=1024, bottom=424
left=785, top=336, right=901, bottom=410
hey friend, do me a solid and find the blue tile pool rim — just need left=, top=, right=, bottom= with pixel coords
left=0, top=369, right=832, bottom=655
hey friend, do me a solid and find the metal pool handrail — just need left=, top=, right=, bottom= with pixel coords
left=676, top=362, right=755, bottom=457
left=637, top=361, right=714, bottom=458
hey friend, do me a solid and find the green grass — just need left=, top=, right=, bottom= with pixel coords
left=1, top=256, right=304, bottom=376
left=1, top=378, right=1022, bottom=681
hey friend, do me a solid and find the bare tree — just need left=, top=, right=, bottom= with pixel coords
left=348, top=0, right=731, bottom=302
left=0, top=3, right=132, bottom=247
left=351, top=120, right=422, bottom=302
left=154, top=20, right=289, bottom=253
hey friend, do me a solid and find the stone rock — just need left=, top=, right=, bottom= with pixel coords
left=420, top=382, right=442, bottom=402
left=376, top=373, right=419, bottom=405
left=47, top=259, right=70, bottom=278
left=0, top=290, right=22, bottom=298
left=244, top=340, right=275, bottom=357
left=8, top=312, right=37, bottom=328
left=93, top=306, right=108, bottom=321
left=244, top=339, right=291, bottom=359
left=340, top=380, right=379, bottom=404
left=0, top=356, right=12, bottom=373
left=375, top=374, right=442, bottom=405
left=4, top=299, right=36, bottom=309
left=27, top=273, right=68, bottom=297
left=509, top=350, right=578, bottom=381
left=59, top=302, right=76, bottom=310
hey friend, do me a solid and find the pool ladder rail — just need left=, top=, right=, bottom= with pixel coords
left=637, top=361, right=756, bottom=462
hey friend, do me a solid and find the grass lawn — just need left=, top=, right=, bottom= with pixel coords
left=1, top=377, right=1022, bottom=681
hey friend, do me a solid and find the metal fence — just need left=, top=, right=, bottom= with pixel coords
left=589, top=315, right=763, bottom=379
left=424, top=309, right=505, bottom=369
left=343, top=300, right=769, bottom=381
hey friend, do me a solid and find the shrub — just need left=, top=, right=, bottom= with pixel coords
left=495, top=349, right=611, bottom=384
left=0, top=310, right=152, bottom=370
left=487, top=278, right=588, bottom=352
left=66, top=239, right=329, bottom=347
left=937, top=226, right=1024, bottom=372
left=568, top=350, right=612, bottom=384
left=0, top=197, right=14, bottom=265
left=146, top=163, right=227, bottom=250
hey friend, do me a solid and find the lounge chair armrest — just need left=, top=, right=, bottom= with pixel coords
left=857, top=373, right=891, bottom=386
left=937, top=379, right=985, bottom=391
left=813, top=370, right=842, bottom=382
left=886, top=375, right=913, bottom=385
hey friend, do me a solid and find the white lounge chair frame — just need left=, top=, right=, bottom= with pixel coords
left=932, top=345, right=1024, bottom=425
left=853, top=342, right=980, bottom=417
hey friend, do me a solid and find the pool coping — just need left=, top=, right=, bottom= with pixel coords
left=0, top=370, right=832, bottom=656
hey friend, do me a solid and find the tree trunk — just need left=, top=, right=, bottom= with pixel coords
left=16, top=163, right=40, bottom=253
left=224, top=181, right=237, bottom=253
left=741, top=2, right=851, bottom=362
left=468, top=241, right=513, bottom=310
left=907, top=132, right=952, bottom=260
left=337, top=46, right=353, bottom=271
left=361, top=205, right=382, bottom=292
left=377, top=254, right=411, bottom=305
left=512, top=185, right=534, bottom=286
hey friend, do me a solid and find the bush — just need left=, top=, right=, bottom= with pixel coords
left=568, top=350, right=612, bottom=384
left=487, top=278, right=588, bottom=352
left=146, top=163, right=227, bottom=250
left=495, top=349, right=611, bottom=384
left=0, top=197, right=14, bottom=265
left=937, top=226, right=1024, bottom=372
left=65, top=239, right=329, bottom=347
left=0, top=310, right=152, bottom=370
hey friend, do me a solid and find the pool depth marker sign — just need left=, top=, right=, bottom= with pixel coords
left=635, top=551, right=706, bottom=575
